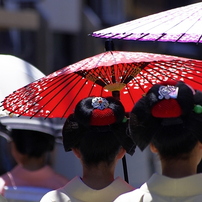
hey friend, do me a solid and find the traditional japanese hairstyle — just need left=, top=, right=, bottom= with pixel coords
left=62, top=96, right=135, bottom=161
left=130, top=80, right=202, bottom=159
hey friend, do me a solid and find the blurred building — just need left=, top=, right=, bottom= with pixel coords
left=0, top=0, right=201, bottom=73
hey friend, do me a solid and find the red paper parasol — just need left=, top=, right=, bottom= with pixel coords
left=2, top=51, right=202, bottom=118
left=90, top=2, right=202, bottom=43
left=0, top=54, right=64, bottom=136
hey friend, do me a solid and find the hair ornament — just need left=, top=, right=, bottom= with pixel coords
left=158, top=85, right=179, bottom=100
left=91, top=108, right=116, bottom=126
left=122, top=116, right=128, bottom=123
left=152, top=99, right=182, bottom=118
left=92, top=97, right=109, bottom=110
left=193, top=105, right=202, bottom=114
left=91, top=97, right=116, bottom=126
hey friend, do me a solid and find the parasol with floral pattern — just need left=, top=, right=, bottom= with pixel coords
left=2, top=51, right=202, bottom=119
left=90, top=2, right=202, bottom=43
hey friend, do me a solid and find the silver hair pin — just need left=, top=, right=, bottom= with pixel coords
left=92, top=97, right=109, bottom=110
left=158, top=85, right=179, bottom=100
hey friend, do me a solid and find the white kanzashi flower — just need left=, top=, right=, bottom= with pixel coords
left=91, top=97, right=109, bottom=110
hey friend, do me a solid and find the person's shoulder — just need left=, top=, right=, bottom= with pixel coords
left=114, top=188, right=146, bottom=202
left=51, top=171, right=69, bottom=184
left=42, top=166, right=69, bottom=184
left=40, top=189, right=71, bottom=202
left=113, top=177, right=134, bottom=191
left=0, top=172, right=12, bottom=195
left=0, top=174, right=7, bottom=184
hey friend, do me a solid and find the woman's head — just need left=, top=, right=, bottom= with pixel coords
left=11, top=129, right=55, bottom=158
left=130, top=80, right=202, bottom=160
left=62, top=96, right=135, bottom=166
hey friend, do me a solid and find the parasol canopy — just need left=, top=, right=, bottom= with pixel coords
left=2, top=51, right=202, bottom=118
left=0, top=54, right=64, bottom=136
left=90, top=2, right=202, bottom=43
left=0, top=54, right=45, bottom=117
left=0, top=54, right=44, bottom=101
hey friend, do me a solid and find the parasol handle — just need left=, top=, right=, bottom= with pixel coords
left=112, top=91, right=120, bottom=101
left=111, top=90, right=129, bottom=183
left=122, top=156, right=129, bottom=183
left=105, top=40, right=115, bottom=51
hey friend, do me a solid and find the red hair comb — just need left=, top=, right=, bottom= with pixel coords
left=90, top=97, right=116, bottom=126
left=151, top=84, right=182, bottom=118
left=152, top=99, right=182, bottom=118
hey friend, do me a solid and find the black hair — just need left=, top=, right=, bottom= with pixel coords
left=11, top=129, right=55, bottom=158
left=130, top=81, right=202, bottom=160
left=62, top=96, right=135, bottom=166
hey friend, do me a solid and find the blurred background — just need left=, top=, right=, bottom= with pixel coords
left=0, top=0, right=201, bottom=188
left=1, top=0, right=202, bottom=74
